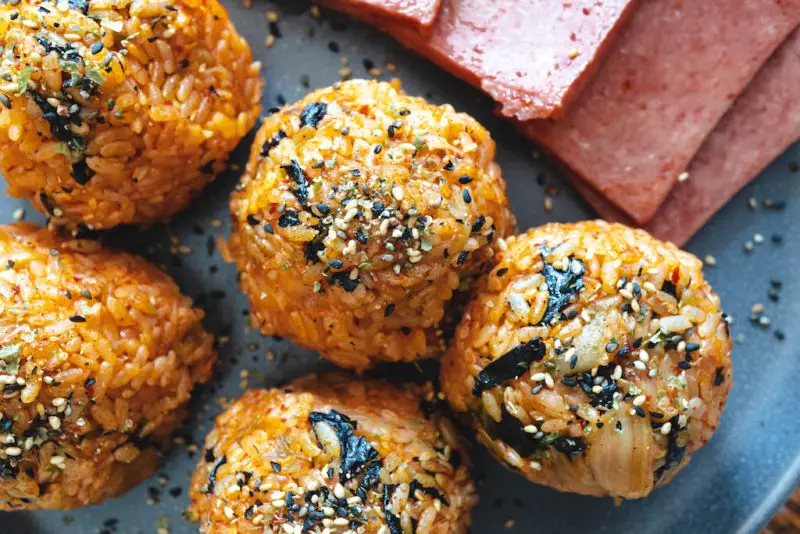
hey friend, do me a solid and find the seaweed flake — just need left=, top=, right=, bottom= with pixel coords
left=304, top=231, right=326, bottom=263
left=30, top=93, right=85, bottom=152
left=472, top=337, right=545, bottom=395
left=539, top=252, right=585, bottom=325
left=661, top=280, right=678, bottom=299
left=281, top=160, right=310, bottom=208
left=308, top=410, right=378, bottom=481
left=0, top=458, right=18, bottom=479
left=204, top=456, right=227, bottom=494
left=71, top=160, right=93, bottom=185
left=329, top=271, right=359, bottom=292
left=654, top=417, right=686, bottom=482
left=260, top=130, right=286, bottom=157
left=278, top=210, right=301, bottom=227
left=382, top=484, right=403, bottom=534
left=358, top=461, right=381, bottom=492
left=552, top=436, right=586, bottom=457
left=68, top=0, right=89, bottom=14
left=409, top=480, right=449, bottom=506
left=576, top=365, right=617, bottom=408
left=35, top=36, right=82, bottom=64
left=487, top=407, right=558, bottom=458
left=300, top=102, right=327, bottom=128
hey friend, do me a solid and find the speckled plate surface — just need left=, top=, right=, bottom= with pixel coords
left=3, top=2, right=800, bottom=533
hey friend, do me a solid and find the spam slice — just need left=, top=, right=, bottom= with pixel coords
left=319, top=0, right=442, bottom=32
left=573, top=29, right=800, bottom=247
left=322, top=0, right=638, bottom=120
left=521, top=0, right=800, bottom=225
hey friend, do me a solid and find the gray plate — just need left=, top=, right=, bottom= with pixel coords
left=3, top=2, right=800, bottom=533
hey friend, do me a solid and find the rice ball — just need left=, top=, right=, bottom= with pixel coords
left=188, top=373, right=476, bottom=533
left=0, top=0, right=263, bottom=229
left=442, top=221, right=733, bottom=498
left=0, top=223, right=216, bottom=509
left=227, top=79, right=514, bottom=370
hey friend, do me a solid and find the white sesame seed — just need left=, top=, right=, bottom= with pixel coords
left=648, top=369, right=658, bottom=378
left=523, top=425, right=538, bottom=434
left=632, top=395, right=646, bottom=406
left=5, top=447, right=22, bottom=456
left=392, top=186, right=404, bottom=201
left=613, top=365, right=623, bottom=380
left=333, top=483, right=345, bottom=499
left=48, top=416, right=61, bottom=430
left=282, top=524, right=294, bottom=533
left=272, top=500, right=285, bottom=507
left=224, top=506, right=235, bottom=519
left=529, top=461, right=542, bottom=471
left=619, top=289, right=634, bottom=300
left=531, top=373, right=546, bottom=382
left=631, top=299, right=640, bottom=313
left=633, top=360, right=647, bottom=371
left=333, top=518, right=349, bottom=526
left=544, top=373, right=555, bottom=388
left=52, top=397, right=66, bottom=407
left=678, top=171, right=690, bottom=182
left=638, top=350, right=649, bottom=362
left=591, top=385, right=603, bottom=394
left=660, top=422, right=672, bottom=435
left=643, top=281, right=657, bottom=293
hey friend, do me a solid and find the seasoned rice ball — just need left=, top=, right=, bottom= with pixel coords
left=227, top=79, right=515, bottom=370
left=0, top=0, right=263, bottom=229
left=442, top=221, right=733, bottom=498
left=0, top=223, right=216, bottom=510
left=188, top=373, right=476, bottom=533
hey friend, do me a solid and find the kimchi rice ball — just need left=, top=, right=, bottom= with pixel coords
left=0, top=0, right=263, bottom=229
left=442, top=221, right=733, bottom=498
left=0, top=223, right=216, bottom=510
left=227, top=79, right=514, bottom=369
left=188, top=373, right=476, bottom=533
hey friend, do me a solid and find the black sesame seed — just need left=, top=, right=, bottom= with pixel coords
left=775, top=330, right=785, bottom=341
left=443, top=160, right=455, bottom=171
left=569, top=354, right=578, bottom=369
left=270, top=461, right=281, bottom=473
left=458, top=175, right=472, bottom=184
left=649, top=411, right=664, bottom=419
left=69, top=315, right=86, bottom=323
left=0, top=94, right=10, bottom=109
left=471, top=216, right=485, bottom=233
left=373, top=144, right=382, bottom=154
left=560, top=378, right=577, bottom=387
left=263, top=223, right=274, bottom=234
left=605, top=341, right=619, bottom=353
left=456, top=251, right=468, bottom=266
left=327, top=259, right=344, bottom=270
left=462, top=189, right=472, bottom=203
left=633, top=406, right=646, bottom=418
left=83, top=377, right=96, bottom=388
left=328, top=41, right=340, bottom=53
left=384, top=304, right=395, bottom=317
left=684, top=342, right=700, bottom=352
left=315, top=203, right=330, bottom=215
left=496, top=268, right=508, bottom=277
left=90, top=42, right=104, bottom=54
left=531, top=384, right=544, bottom=395
left=246, top=214, right=259, bottom=226
left=677, top=361, right=691, bottom=370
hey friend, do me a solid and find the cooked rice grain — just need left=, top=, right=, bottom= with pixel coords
left=0, top=223, right=216, bottom=510
left=0, top=0, right=263, bottom=229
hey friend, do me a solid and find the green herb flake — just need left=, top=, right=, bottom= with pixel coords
left=16, top=66, right=33, bottom=95
left=0, top=344, right=20, bottom=359
left=85, top=67, right=105, bottom=86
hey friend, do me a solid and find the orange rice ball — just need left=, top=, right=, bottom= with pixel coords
left=442, top=221, right=733, bottom=498
left=0, top=223, right=216, bottom=510
left=227, top=79, right=515, bottom=370
left=188, top=373, right=476, bottom=533
left=0, top=0, right=263, bottom=229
